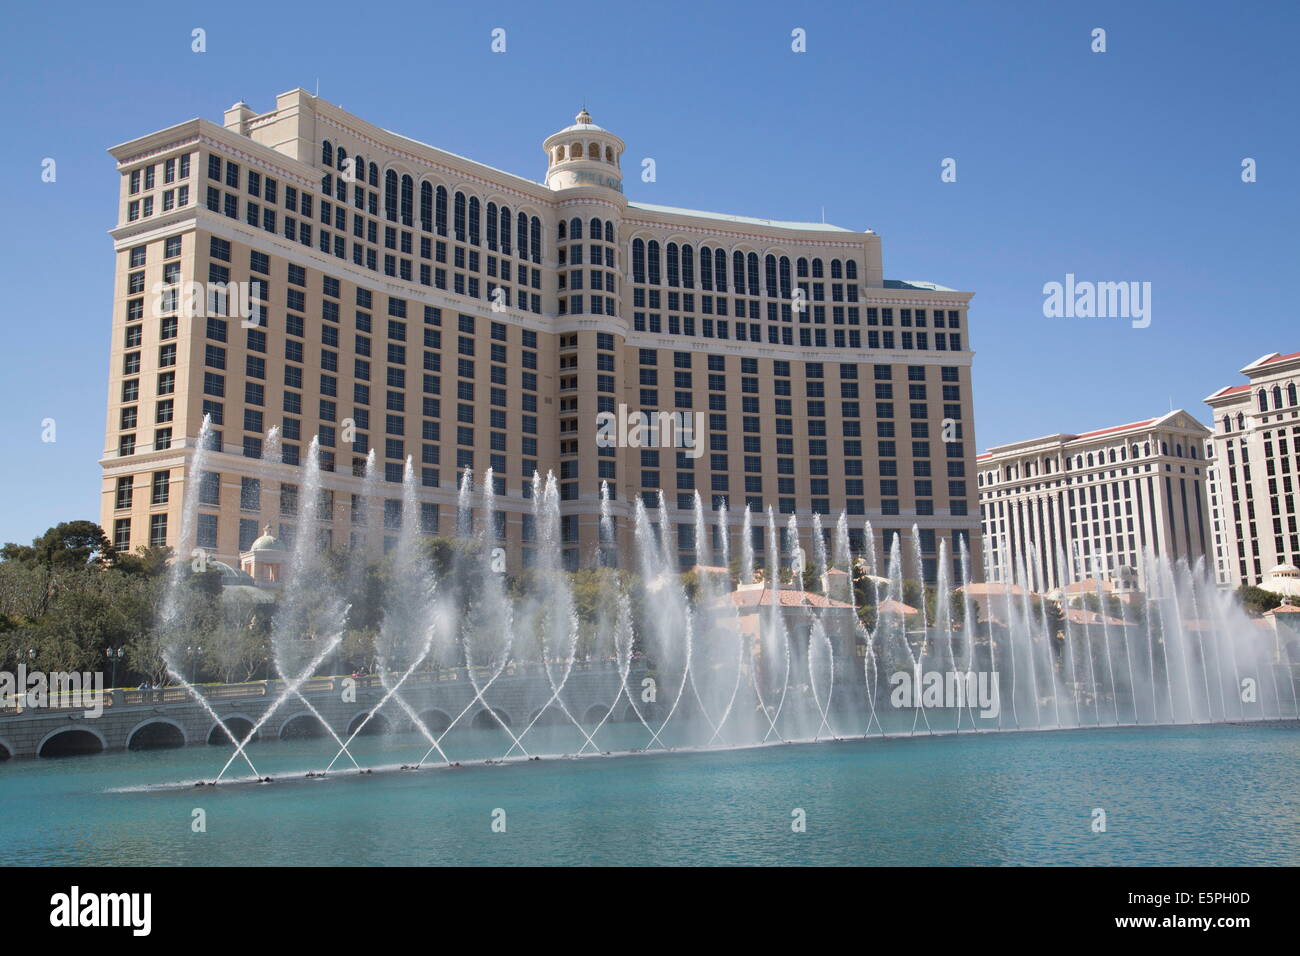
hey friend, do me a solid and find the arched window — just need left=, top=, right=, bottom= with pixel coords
left=570, top=217, right=583, bottom=240
left=336, top=147, right=347, bottom=173
left=557, top=219, right=567, bottom=242
left=435, top=186, right=448, bottom=236
left=517, top=212, right=528, bottom=258
left=812, top=258, right=824, bottom=278
left=486, top=202, right=498, bottom=249
left=604, top=221, right=614, bottom=244
left=571, top=141, right=582, bottom=158
left=468, top=196, right=481, bottom=245
left=368, top=162, right=379, bottom=188
left=732, top=251, right=745, bottom=293
left=322, top=140, right=333, bottom=166
left=830, top=259, right=843, bottom=279
left=1236, top=413, right=1244, bottom=431
left=1175, top=443, right=1183, bottom=457
left=666, top=243, right=680, bottom=287
left=797, top=257, right=809, bottom=278
left=632, top=238, right=646, bottom=283
left=499, top=206, right=511, bottom=255
left=453, top=191, right=466, bottom=240
left=1086, top=453, right=1094, bottom=467
left=747, top=253, right=760, bottom=296
left=1290, top=383, right=1298, bottom=407
left=764, top=255, right=777, bottom=297
left=715, top=249, right=727, bottom=291
left=590, top=217, right=602, bottom=240
left=605, top=145, right=614, bottom=163
left=699, top=246, right=713, bottom=290
left=588, top=142, right=600, bottom=158
left=1144, top=442, right=1151, bottom=457
left=779, top=257, right=792, bottom=298
left=648, top=241, right=662, bottom=285
left=556, top=145, right=566, bottom=162
left=530, top=217, right=541, bottom=262
left=846, top=260, right=858, bottom=280
left=1258, top=389, right=1268, bottom=411
left=384, top=169, right=398, bottom=222
left=400, top=175, right=414, bottom=226
left=682, top=244, right=694, bottom=288
left=1273, top=385, right=1284, bottom=409
left=420, top=182, right=433, bottom=232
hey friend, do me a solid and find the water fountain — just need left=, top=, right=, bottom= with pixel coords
left=158, top=434, right=1300, bottom=785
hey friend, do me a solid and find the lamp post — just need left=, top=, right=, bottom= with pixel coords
left=106, top=646, right=125, bottom=689
left=185, top=644, right=203, bottom=685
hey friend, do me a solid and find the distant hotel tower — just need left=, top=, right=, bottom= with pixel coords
left=1204, top=351, right=1300, bottom=588
left=977, top=412, right=1213, bottom=592
left=101, top=91, right=980, bottom=581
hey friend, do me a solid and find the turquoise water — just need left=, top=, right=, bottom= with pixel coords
left=1, top=723, right=1296, bottom=865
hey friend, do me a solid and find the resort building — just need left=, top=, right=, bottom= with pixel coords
left=1204, top=351, right=1300, bottom=588
left=100, top=90, right=980, bottom=581
left=977, top=411, right=1213, bottom=592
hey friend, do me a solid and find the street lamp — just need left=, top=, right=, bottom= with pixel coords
left=105, top=646, right=125, bottom=689
left=191, top=644, right=203, bottom=685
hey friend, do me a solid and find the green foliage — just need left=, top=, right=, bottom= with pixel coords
left=1, top=520, right=114, bottom=570
left=1237, top=585, right=1284, bottom=617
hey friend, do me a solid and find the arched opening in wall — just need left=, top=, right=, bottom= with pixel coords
left=347, top=712, right=389, bottom=737
left=582, top=704, right=610, bottom=725
left=38, top=729, right=103, bottom=758
left=128, top=721, right=185, bottom=751
left=280, top=714, right=328, bottom=740
left=471, top=708, right=510, bottom=729
left=417, top=709, right=451, bottom=733
left=207, top=717, right=256, bottom=746
left=528, top=706, right=568, bottom=727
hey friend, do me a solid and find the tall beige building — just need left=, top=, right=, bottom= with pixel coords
left=100, top=91, right=981, bottom=582
left=977, top=411, right=1213, bottom=592
left=1204, top=351, right=1300, bottom=588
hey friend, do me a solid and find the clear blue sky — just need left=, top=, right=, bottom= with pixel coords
left=0, top=0, right=1296, bottom=547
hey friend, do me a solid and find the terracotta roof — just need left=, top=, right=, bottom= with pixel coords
left=1066, top=608, right=1132, bottom=627
left=876, top=598, right=920, bottom=617
left=1072, top=418, right=1156, bottom=440
left=1064, top=578, right=1115, bottom=594
left=1259, top=351, right=1300, bottom=367
left=729, top=588, right=855, bottom=610
left=1267, top=604, right=1300, bottom=614
left=959, top=581, right=1030, bottom=597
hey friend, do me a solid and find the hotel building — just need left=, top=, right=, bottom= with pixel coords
left=1204, top=351, right=1300, bottom=588
left=100, top=90, right=980, bottom=581
left=977, top=411, right=1213, bottom=592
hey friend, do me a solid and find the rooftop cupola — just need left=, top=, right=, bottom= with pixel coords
left=543, top=108, right=625, bottom=193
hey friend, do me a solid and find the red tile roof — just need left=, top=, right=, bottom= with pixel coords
left=1072, top=418, right=1156, bottom=440
left=729, top=588, right=856, bottom=610
left=1260, top=351, right=1300, bottom=366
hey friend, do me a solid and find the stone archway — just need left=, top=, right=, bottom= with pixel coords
left=127, top=718, right=187, bottom=751
left=207, top=715, right=257, bottom=745
left=37, top=727, right=106, bottom=758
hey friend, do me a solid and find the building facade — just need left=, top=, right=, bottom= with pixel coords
left=977, top=411, right=1213, bottom=592
left=100, top=91, right=981, bottom=581
left=1204, top=351, right=1300, bottom=588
